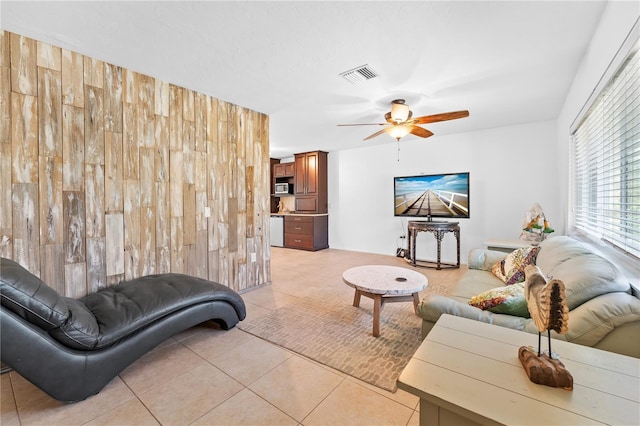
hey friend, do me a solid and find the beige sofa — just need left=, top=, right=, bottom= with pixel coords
left=416, top=236, right=640, bottom=358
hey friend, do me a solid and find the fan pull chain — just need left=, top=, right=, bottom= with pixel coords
left=397, top=140, right=400, bottom=162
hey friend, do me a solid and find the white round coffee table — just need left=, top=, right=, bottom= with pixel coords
left=342, top=265, right=428, bottom=337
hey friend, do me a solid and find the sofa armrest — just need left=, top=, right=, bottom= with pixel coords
left=467, top=248, right=507, bottom=271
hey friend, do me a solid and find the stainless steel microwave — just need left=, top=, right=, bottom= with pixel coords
left=274, top=183, right=293, bottom=194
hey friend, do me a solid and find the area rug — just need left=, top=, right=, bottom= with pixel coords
left=239, top=281, right=453, bottom=392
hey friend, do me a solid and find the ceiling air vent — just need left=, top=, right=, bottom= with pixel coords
left=339, top=65, right=379, bottom=84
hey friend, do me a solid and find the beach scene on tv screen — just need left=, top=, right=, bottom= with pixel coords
left=395, top=173, right=469, bottom=218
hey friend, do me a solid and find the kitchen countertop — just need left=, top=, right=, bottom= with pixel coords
left=270, top=212, right=328, bottom=217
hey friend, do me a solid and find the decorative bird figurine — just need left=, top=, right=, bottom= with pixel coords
left=524, top=264, right=569, bottom=357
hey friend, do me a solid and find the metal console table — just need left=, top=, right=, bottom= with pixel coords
left=407, top=220, right=460, bottom=269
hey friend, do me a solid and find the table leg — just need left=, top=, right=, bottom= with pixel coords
left=411, top=230, right=417, bottom=267
left=455, top=229, right=461, bottom=267
left=353, top=289, right=362, bottom=307
left=412, top=292, right=421, bottom=314
left=373, top=294, right=381, bottom=337
left=436, top=231, right=442, bottom=270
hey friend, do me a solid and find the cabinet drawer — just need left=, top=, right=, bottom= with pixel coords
left=285, top=234, right=313, bottom=249
left=284, top=215, right=312, bottom=223
left=285, top=221, right=313, bottom=235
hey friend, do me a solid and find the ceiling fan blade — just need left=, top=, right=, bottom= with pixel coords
left=337, top=123, right=388, bottom=127
left=363, top=128, right=390, bottom=141
left=410, top=110, right=469, bottom=125
left=408, top=125, right=434, bottom=138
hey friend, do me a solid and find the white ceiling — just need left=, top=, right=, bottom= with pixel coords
left=2, top=1, right=607, bottom=158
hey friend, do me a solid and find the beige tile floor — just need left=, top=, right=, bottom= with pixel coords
left=1, top=247, right=467, bottom=426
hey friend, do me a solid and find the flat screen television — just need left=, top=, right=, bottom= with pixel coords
left=394, top=172, right=470, bottom=219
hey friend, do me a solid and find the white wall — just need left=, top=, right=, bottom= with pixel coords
left=327, top=120, right=559, bottom=264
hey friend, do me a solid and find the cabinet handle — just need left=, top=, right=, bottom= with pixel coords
left=294, top=239, right=301, bottom=243
left=294, top=227, right=302, bottom=230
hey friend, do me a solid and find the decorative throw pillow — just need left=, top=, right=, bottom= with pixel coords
left=468, top=283, right=530, bottom=318
left=491, top=246, right=539, bottom=285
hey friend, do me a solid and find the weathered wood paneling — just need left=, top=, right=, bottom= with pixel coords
left=63, top=191, right=85, bottom=264
left=10, top=34, right=37, bottom=96
left=62, top=49, right=84, bottom=108
left=0, top=30, right=10, bottom=67
left=154, top=79, right=169, bottom=117
left=0, top=143, right=12, bottom=258
left=1, top=66, right=10, bottom=144
left=38, top=156, right=63, bottom=244
left=124, top=180, right=141, bottom=249
left=183, top=183, right=196, bottom=245
left=83, top=57, right=103, bottom=88
left=62, top=105, right=84, bottom=191
left=123, top=103, right=139, bottom=180
left=105, top=213, right=124, bottom=276
left=105, top=131, right=123, bottom=213
left=85, top=85, right=104, bottom=164
left=182, top=120, right=195, bottom=184
left=11, top=93, right=38, bottom=183
left=194, top=92, right=206, bottom=153
left=85, top=163, right=105, bottom=238
left=65, top=262, right=87, bottom=298
left=140, top=206, right=156, bottom=276
left=182, top=88, right=195, bottom=122
left=137, top=74, right=155, bottom=148
left=170, top=216, right=184, bottom=273
left=61, top=49, right=84, bottom=107
left=37, top=41, right=61, bottom=71
left=6, top=31, right=270, bottom=296
left=154, top=118, right=169, bottom=182
left=139, top=148, right=155, bottom=207
left=37, top=67, right=62, bottom=157
left=40, top=243, right=64, bottom=294
left=155, top=181, right=169, bottom=249
left=12, top=183, right=40, bottom=274
left=86, top=237, right=106, bottom=292
left=169, top=85, right=182, bottom=150
left=169, top=150, right=183, bottom=217
left=104, top=63, right=123, bottom=133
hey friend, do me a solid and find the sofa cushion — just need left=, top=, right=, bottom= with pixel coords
left=468, top=248, right=508, bottom=271
left=535, top=237, right=630, bottom=309
left=0, top=258, right=69, bottom=330
left=468, top=282, right=530, bottom=318
left=491, top=246, right=539, bottom=285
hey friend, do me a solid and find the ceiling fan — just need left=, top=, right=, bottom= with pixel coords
left=337, top=99, right=469, bottom=142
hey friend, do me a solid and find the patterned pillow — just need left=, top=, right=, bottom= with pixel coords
left=491, top=246, right=539, bottom=285
left=468, top=283, right=530, bottom=318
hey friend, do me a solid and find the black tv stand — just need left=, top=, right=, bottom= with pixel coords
left=406, top=220, right=460, bottom=270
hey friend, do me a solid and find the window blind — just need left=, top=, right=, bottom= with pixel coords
left=570, top=43, right=640, bottom=259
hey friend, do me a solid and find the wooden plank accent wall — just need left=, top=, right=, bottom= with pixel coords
left=1, top=30, right=271, bottom=296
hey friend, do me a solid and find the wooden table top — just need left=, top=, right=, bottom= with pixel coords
left=398, top=314, right=640, bottom=426
left=342, top=265, right=427, bottom=295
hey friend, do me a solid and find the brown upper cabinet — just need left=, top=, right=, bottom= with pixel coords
left=273, top=162, right=295, bottom=178
left=294, top=151, right=328, bottom=213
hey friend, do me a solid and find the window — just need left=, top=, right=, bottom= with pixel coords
left=570, top=42, right=640, bottom=260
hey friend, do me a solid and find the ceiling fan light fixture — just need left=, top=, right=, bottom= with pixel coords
left=389, top=124, right=411, bottom=141
left=390, top=99, right=410, bottom=123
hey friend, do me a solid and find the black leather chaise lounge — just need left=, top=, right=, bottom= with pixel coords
left=0, top=257, right=246, bottom=402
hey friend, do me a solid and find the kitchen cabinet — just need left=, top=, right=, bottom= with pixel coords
left=284, top=215, right=328, bottom=251
left=294, top=151, right=328, bottom=213
left=273, top=162, right=295, bottom=178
